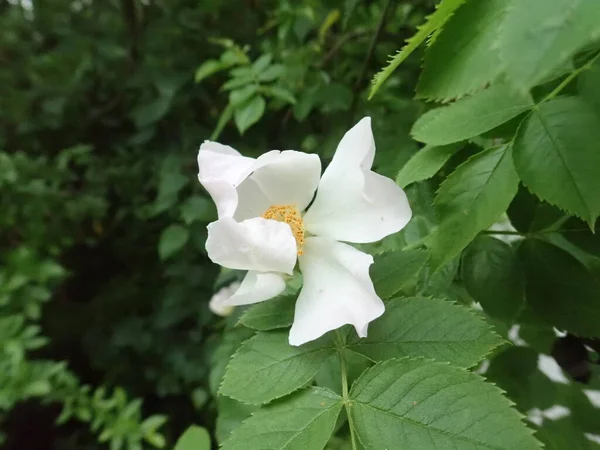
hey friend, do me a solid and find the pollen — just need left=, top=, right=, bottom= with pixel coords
left=261, top=204, right=305, bottom=255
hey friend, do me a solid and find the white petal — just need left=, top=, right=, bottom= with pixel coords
left=289, top=236, right=385, bottom=346
left=206, top=217, right=297, bottom=274
left=197, top=141, right=255, bottom=218
left=234, top=150, right=321, bottom=220
left=208, top=281, right=240, bottom=316
left=224, top=271, right=286, bottom=306
left=303, top=117, right=412, bottom=243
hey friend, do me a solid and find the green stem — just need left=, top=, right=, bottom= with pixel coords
left=480, top=230, right=525, bottom=236
left=336, top=329, right=358, bottom=450
left=542, top=52, right=600, bottom=103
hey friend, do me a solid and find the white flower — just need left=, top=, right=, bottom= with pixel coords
left=198, top=117, right=412, bottom=346
left=209, top=281, right=241, bottom=317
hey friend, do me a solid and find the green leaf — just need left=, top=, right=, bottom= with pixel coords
left=238, top=294, right=296, bottom=331
left=158, top=224, right=189, bottom=261
left=221, top=387, right=342, bottom=450
left=513, top=97, right=600, bottom=226
left=578, top=57, right=600, bottom=113
left=173, top=426, right=210, bottom=450
left=369, top=0, right=467, bottom=98
left=518, top=238, right=600, bottom=336
left=412, top=83, right=533, bottom=145
left=349, top=358, right=542, bottom=450
left=462, top=235, right=525, bottom=321
left=220, top=331, right=334, bottom=404
left=500, top=0, right=600, bottom=91
left=252, top=54, right=273, bottom=74
left=369, top=250, right=429, bottom=299
left=180, top=196, right=215, bottom=224
left=348, top=297, right=503, bottom=368
left=234, top=96, right=266, bottom=134
left=216, top=396, right=257, bottom=444
left=258, top=64, right=285, bottom=82
left=395, top=144, right=461, bottom=188
left=264, top=86, right=296, bottom=104
left=195, top=60, right=225, bottom=83
left=229, top=85, right=259, bottom=107
left=417, top=0, right=507, bottom=101
left=427, top=145, right=519, bottom=271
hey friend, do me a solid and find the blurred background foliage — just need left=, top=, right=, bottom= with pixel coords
left=2, top=0, right=599, bottom=449
left=0, top=0, right=432, bottom=448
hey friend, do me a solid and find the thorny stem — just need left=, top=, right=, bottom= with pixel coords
left=336, top=329, right=358, bottom=450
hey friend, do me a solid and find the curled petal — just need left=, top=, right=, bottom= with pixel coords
left=289, top=236, right=385, bottom=346
left=223, top=271, right=286, bottom=306
left=235, top=150, right=321, bottom=220
left=303, top=117, right=412, bottom=243
left=206, top=217, right=297, bottom=275
left=198, top=141, right=256, bottom=218
left=208, top=281, right=240, bottom=316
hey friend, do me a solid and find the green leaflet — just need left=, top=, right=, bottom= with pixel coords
left=238, top=294, right=296, bottom=331
left=513, top=96, right=600, bottom=227
left=349, top=358, right=542, bottom=450
left=158, top=224, right=189, bottom=261
left=518, top=238, right=600, bottom=337
left=369, top=250, right=429, bottom=299
left=221, top=387, right=343, bottom=450
left=234, top=95, right=266, bottom=134
left=347, top=296, right=504, bottom=368
left=411, top=83, right=533, bottom=145
left=462, top=235, right=525, bottom=321
left=368, top=0, right=466, bottom=99
left=427, top=145, right=519, bottom=271
left=395, top=144, right=461, bottom=188
left=500, top=0, right=600, bottom=91
left=173, top=426, right=211, bottom=450
left=220, top=331, right=334, bottom=405
left=417, top=0, right=507, bottom=101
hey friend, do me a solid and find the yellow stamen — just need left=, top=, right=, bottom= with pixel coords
left=261, top=204, right=305, bottom=255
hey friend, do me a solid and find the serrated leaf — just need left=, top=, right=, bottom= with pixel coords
left=348, top=297, right=503, bottom=368
left=158, top=224, right=189, bottom=260
left=349, top=358, right=542, bottom=450
left=513, top=96, right=600, bottom=227
left=216, top=396, right=257, bottom=444
left=234, top=96, right=265, bottom=134
left=427, top=145, right=519, bottom=271
left=369, top=250, right=429, bottom=299
left=519, top=238, right=600, bottom=337
left=238, top=294, right=296, bottom=331
left=462, top=235, right=525, bottom=321
left=221, top=387, right=342, bottom=450
left=369, top=0, right=466, bottom=98
left=220, top=331, right=334, bottom=404
left=173, top=426, right=210, bottom=450
left=500, top=0, right=600, bottom=91
left=396, top=144, right=461, bottom=188
left=579, top=57, right=600, bottom=113
left=417, top=0, right=507, bottom=101
left=412, top=83, right=533, bottom=145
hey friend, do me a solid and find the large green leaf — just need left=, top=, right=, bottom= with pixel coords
left=395, top=144, right=461, bottom=188
left=518, top=238, right=600, bottom=337
left=412, top=83, right=533, bottom=145
left=221, top=388, right=343, bottom=450
left=158, top=224, right=189, bottom=261
left=369, top=250, right=429, bottom=299
left=349, top=358, right=542, bottom=450
left=348, top=297, right=503, bottom=368
left=462, top=235, right=525, bottom=321
left=417, top=0, right=507, bottom=101
left=174, top=426, right=211, bottom=450
left=220, top=331, right=334, bottom=404
left=513, top=97, right=600, bottom=226
left=579, top=58, right=600, bottom=114
left=427, top=145, right=519, bottom=271
left=238, top=294, right=296, bottom=331
left=369, top=0, right=467, bottom=98
left=500, top=0, right=600, bottom=91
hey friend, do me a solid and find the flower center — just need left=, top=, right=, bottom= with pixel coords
left=261, top=204, right=305, bottom=255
